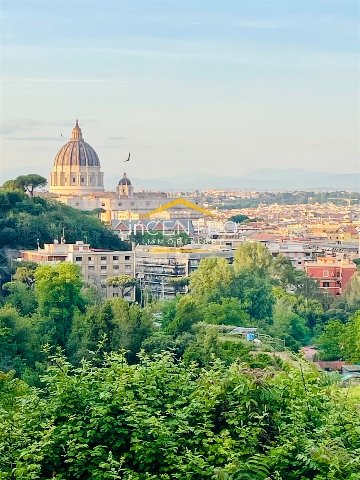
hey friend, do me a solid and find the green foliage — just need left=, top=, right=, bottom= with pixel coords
left=233, top=242, right=273, bottom=274
left=316, top=320, right=346, bottom=360
left=165, top=296, right=203, bottom=335
left=269, top=299, right=310, bottom=350
left=227, top=270, right=275, bottom=321
left=0, top=305, right=43, bottom=373
left=1, top=281, right=37, bottom=316
left=106, top=275, right=138, bottom=298
left=35, top=263, right=85, bottom=347
left=203, top=297, right=251, bottom=326
left=15, top=174, right=48, bottom=197
left=1, top=351, right=360, bottom=479
left=67, top=298, right=154, bottom=365
left=189, top=256, right=234, bottom=301
left=270, top=254, right=297, bottom=289
left=228, top=214, right=250, bottom=223
left=0, top=186, right=128, bottom=253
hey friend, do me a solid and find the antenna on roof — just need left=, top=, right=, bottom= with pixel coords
left=61, top=227, right=66, bottom=244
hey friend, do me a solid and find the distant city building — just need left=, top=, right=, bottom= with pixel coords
left=19, top=241, right=135, bottom=300
left=305, top=255, right=357, bottom=297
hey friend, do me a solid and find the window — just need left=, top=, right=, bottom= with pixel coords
left=88, top=256, right=92, bottom=261
left=113, top=293, right=119, bottom=297
left=88, top=266, right=95, bottom=271
left=101, top=266, right=107, bottom=270
left=323, top=270, right=329, bottom=277
left=75, top=257, right=82, bottom=262
left=101, top=256, right=107, bottom=261
left=125, top=265, right=131, bottom=271
left=118, top=203, right=122, bottom=206
left=323, top=281, right=330, bottom=288
left=124, top=291, right=131, bottom=297
left=81, top=177, right=85, bottom=183
left=101, top=203, right=105, bottom=207
left=113, top=256, right=119, bottom=260
left=113, top=265, right=119, bottom=270
left=298, top=261, right=302, bottom=265
left=76, top=203, right=79, bottom=206
left=72, top=177, right=76, bottom=183
left=125, top=255, right=130, bottom=261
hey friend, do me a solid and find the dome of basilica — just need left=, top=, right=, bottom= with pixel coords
left=49, top=120, right=104, bottom=195
left=53, top=120, right=100, bottom=168
left=118, top=172, right=132, bottom=186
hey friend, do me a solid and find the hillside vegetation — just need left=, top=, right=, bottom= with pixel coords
left=0, top=193, right=360, bottom=478
left=0, top=186, right=129, bottom=282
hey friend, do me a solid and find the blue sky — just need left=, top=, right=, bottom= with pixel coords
left=1, top=0, right=359, bottom=186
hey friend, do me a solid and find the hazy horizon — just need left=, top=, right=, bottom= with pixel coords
left=1, top=1, right=359, bottom=181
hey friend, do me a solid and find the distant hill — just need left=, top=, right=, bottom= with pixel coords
left=126, top=169, right=360, bottom=191
left=2, top=167, right=359, bottom=192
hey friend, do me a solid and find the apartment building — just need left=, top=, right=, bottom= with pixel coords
left=305, top=256, right=357, bottom=297
left=19, top=241, right=135, bottom=300
left=267, top=242, right=316, bottom=270
left=135, top=244, right=234, bottom=299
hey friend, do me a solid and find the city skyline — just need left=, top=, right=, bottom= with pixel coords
left=1, top=1, right=359, bottom=182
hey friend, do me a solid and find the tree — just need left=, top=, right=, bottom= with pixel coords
left=203, top=297, right=251, bottom=326
left=13, top=266, right=36, bottom=288
left=165, top=295, right=203, bottom=335
left=105, top=275, right=138, bottom=298
left=233, top=242, right=273, bottom=274
left=270, top=254, right=297, bottom=289
left=342, top=310, right=360, bottom=362
left=316, top=320, right=346, bottom=360
left=0, top=179, right=24, bottom=192
left=2, top=282, right=37, bottom=316
left=0, top=227, right=17, bottom=247
left=0, top=305, right=43, bottom=373
left=337, top=274, right=360, bottom=315
left=34, top=263, right=85, bottom=347
left=15, top=174, right=47, bottom=197
left=269, top=299, right=310, bottom=350
left=228, top=214, right=250, bottom=223
left=168, top=276, right=189, bottom=294
left=189, top=257, right=233, bottom=301
left=294, top=270, right=332, bottom=309
left=227, top=269, right=275, bottom=321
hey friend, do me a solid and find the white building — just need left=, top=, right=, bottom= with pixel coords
left=19, top=241, right=135, bottom=300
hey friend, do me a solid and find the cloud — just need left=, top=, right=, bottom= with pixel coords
left=0, top=119, right=43, bottom=135
left=234, top=19, right=282, bottom=29
left=1, top=78, right=114, bottom=83
left=4, top=136, right=63, bottom=141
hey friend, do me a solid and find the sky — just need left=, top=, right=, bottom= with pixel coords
left=0, top=0, right=359, bottom=186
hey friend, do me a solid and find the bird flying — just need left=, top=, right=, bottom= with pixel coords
left=60, top=133, right=63, bottom=137
left=124, top=152, right=130, bottom=162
